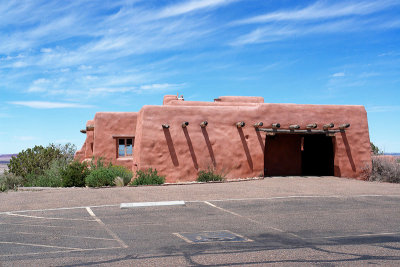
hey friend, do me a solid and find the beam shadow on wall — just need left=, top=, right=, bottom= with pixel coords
left=256, top=130, right=265, bottom=155
left=341, top=132, right=356, bottom=172
left=163, top=128, right=179, bottom=166
left=238, top=128, right=253, bottom=171
left=183, top=127, right=199, bottom=169
left=201, top=127, right=216, bottom=167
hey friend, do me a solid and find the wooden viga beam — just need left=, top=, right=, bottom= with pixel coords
left=86, top=125, right=94, bottom=131
left=253, top=122, right=263, bottom=128
left=289, top=124, right=300, bottom=130
left=306, top=123, right=317, bottom=129
left=162, top=124, right=170, bottom=129
left=236, top=121, right=245, bottom=128
left=182, top=121, right=189, bottom=128
left=200, top=121, right=208, bottom=128
left=271, top=123, right=280, bottom=129
left=339, top=123, right=350, bottom=130
left=323, top=123, right=334, bottom=130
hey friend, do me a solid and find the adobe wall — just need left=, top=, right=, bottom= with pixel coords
left=133, top=103, right=371, bottom=183
left=93, top=112, right=137, bottom=169
left=218, top=96, right=264, bottom=103
left=163, top=95, right=263, bottom=107
left=75, top=120, right=94, bottom=161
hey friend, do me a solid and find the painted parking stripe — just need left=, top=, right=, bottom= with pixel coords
left=85, top=207, right=128, bottom=248
left=120, top=200, right=185, bottom=209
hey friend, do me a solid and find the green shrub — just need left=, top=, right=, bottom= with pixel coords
left=61, top=161, right=90, bottom=187
left=85, top=167, right=115, bottom=187
left=89, top=157, right=107, bottom=170
left=130, top=168, right=165, bottom=186
left=109, top=165, right=133, bottom=185
left=8, top=143, right=76, bottom=178
left=197, top=168, right=225, bottom=182
left=25, top=159, right=65, bottom=187
left=0, top=172, right=23, bottom=192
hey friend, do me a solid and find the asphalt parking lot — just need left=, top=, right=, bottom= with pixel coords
left=1, top=177, right=400, bottom=266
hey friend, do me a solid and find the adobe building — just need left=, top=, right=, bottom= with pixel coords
left=75, top=95, right=372, bottom=183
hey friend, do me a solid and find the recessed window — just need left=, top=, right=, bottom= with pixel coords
left=118, top=138, right=133, bottom=157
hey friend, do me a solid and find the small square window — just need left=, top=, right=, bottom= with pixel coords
left=117, top=138, right=134, bottom=157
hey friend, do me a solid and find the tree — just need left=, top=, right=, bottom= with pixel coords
left=7, top=143, right=76, bottom=179
left=370, top=142, right=382, bottom=155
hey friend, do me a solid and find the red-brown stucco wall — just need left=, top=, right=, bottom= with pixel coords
left=92, top=112, right=137, bottom=169
left=132, top=103, right=371, bottom=183
left=75, top=120, right=94, bottom=161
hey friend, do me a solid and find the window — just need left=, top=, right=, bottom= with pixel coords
left=118, top=138, right=133, bottom=157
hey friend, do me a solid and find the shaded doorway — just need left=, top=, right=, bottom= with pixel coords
left=301, top=135, right=334, bottom=176
left=264, top=134, right=334, bottom=176
left=264, top=134, right=302, bottom=176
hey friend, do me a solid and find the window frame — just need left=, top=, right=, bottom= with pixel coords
left=113, top=136, right=134, bottom=158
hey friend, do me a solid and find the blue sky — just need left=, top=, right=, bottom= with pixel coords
left=1, top=0, right=399, bottom=154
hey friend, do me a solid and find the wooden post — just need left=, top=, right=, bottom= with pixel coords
left=236, top=121, right=245, bottom=128
left=323, top=123, right=334, bottom=130
left=200, top=121, right=208, bottom=128
left=253, top=122, right=263, bottom=128
left=339, top=123, right=350, bottom=130
left=306, top=123, right=317, bottom=129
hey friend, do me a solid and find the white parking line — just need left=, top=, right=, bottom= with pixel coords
left=188, top=194, right=400, bottom=203
left=0, top=204, right=119, bottom=215
left=0, top=246, right=123, bottom=258
left=307, top=232, right=400, bottom=240
left=203, top=201, right=304, bottom=240
left=6, top=212, right=95, bottom=222
left=0, top=241, right=82, bottom=250
left=85, top=207, right=128, bottom=248
left=0, top=230, right=117, bottom=241
left=120, top=200, right=185, bottom=208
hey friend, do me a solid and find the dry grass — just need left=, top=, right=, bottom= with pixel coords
left=363, top=156, right=400, bottom=183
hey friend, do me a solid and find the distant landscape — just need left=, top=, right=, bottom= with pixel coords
left=0, top=154, right=17, bottom=164
left=0, top=154, right=16, bottom=173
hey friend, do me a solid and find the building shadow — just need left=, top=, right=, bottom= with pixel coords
left=201, top=127, right=216, bottom=167
left=183, top=127, right=198, bottom=169
left=238, top=128, right=253, bottom=171
left=341, top=132, right=356, bottom=171
left=163, top=128, right=179, bottom=166
left=256, top=130, right=265, bottom=155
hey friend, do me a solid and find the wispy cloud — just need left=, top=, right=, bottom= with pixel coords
left=10, top=101, right=93, bottom=109
left=14, top=136, right=36, bottom=141
left=234, top=1, right=398, bottom=24
left=27, top=78, right=51, bottom=92
left=231, top=1, right=400, bottom=45
left=332, top=72, right=345, bottom=77
left=89, top=83, right=184, bottom=96
left=367, top=105, right=400, bottom=113
left=0, top=0, right=238, bottom=100
left=156, top=0, right=237, bottom=19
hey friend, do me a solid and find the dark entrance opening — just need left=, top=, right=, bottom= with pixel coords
left=264, top=134, right=334, bottom=176
left=301, top=135, right=334, bottom=176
